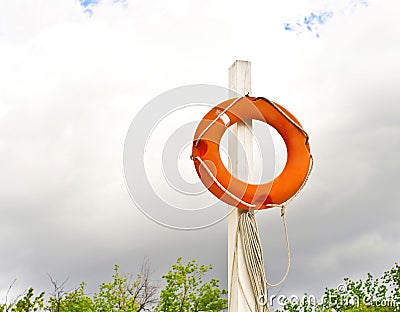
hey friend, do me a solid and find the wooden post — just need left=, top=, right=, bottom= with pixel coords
left=228, top=60, right=257, bottom=311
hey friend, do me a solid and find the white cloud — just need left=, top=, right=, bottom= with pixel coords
left=0, top=0, right=399, bottom=302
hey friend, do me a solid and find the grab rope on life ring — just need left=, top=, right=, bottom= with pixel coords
left=191, top=95, right=312, bottom=210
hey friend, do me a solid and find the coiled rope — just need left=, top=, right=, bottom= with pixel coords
left=238, top=211, right=269, bottom=312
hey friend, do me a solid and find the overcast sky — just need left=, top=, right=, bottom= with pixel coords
left=0, top=0, right=399, bottom=309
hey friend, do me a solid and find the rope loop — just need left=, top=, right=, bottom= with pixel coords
left=194, top=96, right=244, bottom=147
left=265, top=209, right=291, bottom=288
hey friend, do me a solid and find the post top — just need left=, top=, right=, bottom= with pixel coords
left=229, top=60, right=251, bottom=69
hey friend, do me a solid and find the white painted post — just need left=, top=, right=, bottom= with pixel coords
left=227, top=60, right=257, bottom=311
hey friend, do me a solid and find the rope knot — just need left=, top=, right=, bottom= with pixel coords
left=280, top=205, right=286, bottom=218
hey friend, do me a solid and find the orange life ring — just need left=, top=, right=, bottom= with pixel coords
left=192, top=96, right=312, bottom=210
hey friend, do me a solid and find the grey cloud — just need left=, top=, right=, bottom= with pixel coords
left=0, top=0, right=399, bottom=306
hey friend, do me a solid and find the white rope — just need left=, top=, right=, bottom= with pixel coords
left=231, top=207, right=291, bottom=312
left=194, top=156, right=256, bottom=209
left=194, top=96, right=244, bottom=147
left=277, top=154, right=314, bottom=208
left=238, top=277, right=254, bottom=311
left=193, top=94, right=314, bottom=210
left=265, top=206, right=291, bottom=288
left=238, top=211, right=269, bottom=312
left=262, top=155, right=314, bottom=287
left=195, top=154, right=313, bottom=210
left=229, top=215, right=269, bottom=312
left=253, top=97, right=309, bottom=143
